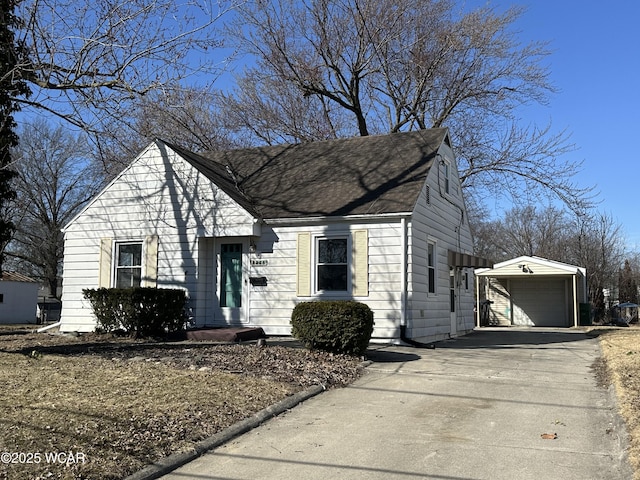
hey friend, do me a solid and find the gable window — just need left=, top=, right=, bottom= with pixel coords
left=115, top=242, right=142, bottom=288
left=427, top=242, right=436, bottom=294
left=316, top=237, right=348, bottom=291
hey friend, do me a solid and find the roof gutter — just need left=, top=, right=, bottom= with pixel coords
left=263, top=212, right=412, bottom=226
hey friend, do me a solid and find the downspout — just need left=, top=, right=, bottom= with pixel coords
left=398, top=217, right=436, bottom=349
left=37, top=321, right=61, bottom=333
left=245, top=243, right=250, bottom=327
left=399, top=217, right=407, bottom=333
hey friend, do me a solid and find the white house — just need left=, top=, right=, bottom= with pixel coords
left=60, top=129, right=490, bottom=343
left=475, top=256, right=588, bottom=328
left=0, top=271, right=39, bottom=324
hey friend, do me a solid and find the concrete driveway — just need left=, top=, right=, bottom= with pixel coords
left=160, top=328, right=632, bottom=480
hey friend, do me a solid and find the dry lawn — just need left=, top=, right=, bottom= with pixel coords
left=595, top=327, right=640, bottom=479
left=0, top=331, right=363, bottom=480
left=3, top=327, right=640, bottom=480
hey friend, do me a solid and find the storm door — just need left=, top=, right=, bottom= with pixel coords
left=220, top=243, right=243, bottom=309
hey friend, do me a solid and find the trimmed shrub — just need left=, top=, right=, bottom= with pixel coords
left=83, top=287, right=187, bottom=337
left=291, top=300, right=374, bottom=356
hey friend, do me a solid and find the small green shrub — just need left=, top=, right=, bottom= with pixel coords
left=83, top=287, right=187, bottom=337
left=291, top=301, right=374, bottom=356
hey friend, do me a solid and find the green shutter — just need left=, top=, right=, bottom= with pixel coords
left=99, top=238, right=113, bottom=288
left=352, top=230, right=368, bottom=297
left=143, top=235, right=158, bottom=287
left=297, top=232, right=311, bottom=296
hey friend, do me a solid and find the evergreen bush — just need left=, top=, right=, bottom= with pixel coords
left=291, top=300, right=374, bottom=356
left=83, top=287, right=187, bottom=337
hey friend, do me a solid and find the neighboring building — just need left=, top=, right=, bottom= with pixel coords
left=36, top=280, right=62, bottom=323
left=475, top=256, right=587, bottom=327
left=37, top=298, right=62, bottom=323
left=0, top=272, right=39, bottom=324
left=60, top=129, right=489, bottom=343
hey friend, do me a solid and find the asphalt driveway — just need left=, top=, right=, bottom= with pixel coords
left=160, top=328, right=632, bottom=480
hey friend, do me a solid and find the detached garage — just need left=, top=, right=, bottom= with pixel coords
left=475, top=256, right=587, bottom=328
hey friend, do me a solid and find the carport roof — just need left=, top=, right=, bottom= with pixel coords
left=475, top=255, right=586, bottom=277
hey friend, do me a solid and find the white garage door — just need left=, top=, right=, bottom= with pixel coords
left=510, top=278, right=568, bottom=327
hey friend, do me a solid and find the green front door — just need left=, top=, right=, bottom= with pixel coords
left=220, top=243, right=242, bottom=308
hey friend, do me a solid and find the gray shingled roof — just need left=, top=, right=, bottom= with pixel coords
left=169, top=129, right=448, bottom=220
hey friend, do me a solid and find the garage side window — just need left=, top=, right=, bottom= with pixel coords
left=317, top=237, right=348, bottom=291
left=115, top=242, right=142, bottom=288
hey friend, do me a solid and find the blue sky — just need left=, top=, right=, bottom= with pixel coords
left=17, top=1, right=639, bottom=247
left=468, top=1, right=640, bottom=247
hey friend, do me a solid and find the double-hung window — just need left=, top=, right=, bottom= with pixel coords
left=427, top=242, right=436, bottom=294
left=115, top=242, right=143, bottom=288
left=316, top=237, right=348, bottom=291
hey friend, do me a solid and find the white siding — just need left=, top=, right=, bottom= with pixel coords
left=407, top=142, right=475, bottom=342
left=488, top=278, right=513, bottom=326
left=61, top=136, right=477, bottom=342
left=60, top=142, right=257, bottom=332
left=0, top=282, right=39, bottom=324
left=237, top=221, right=403, bottom=339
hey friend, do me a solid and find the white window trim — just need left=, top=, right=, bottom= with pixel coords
left=427, top=238, right=437, bottom=296
left=112, top=239, right=145, bottom=288
left=443, top=161, right=450, bottom=195
left=312, top=234, right=352, bottom=296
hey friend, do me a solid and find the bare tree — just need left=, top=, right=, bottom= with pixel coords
left=472, top=206, right=627, bottom=321
left=226, top=0, right=594, bottom=211
left=96, top=86, right=241, bottom=177
left=500, top=206, right=571, bottom=259
left=471, top=205, right=571, bottom=262
left=570, top=212, right=626, bottom=319
left=11, top=0, right=239, bottom=136
left=217, top=75, right=352, bottom=145
left=618, top=260, right=638, bottom=305
left=7, top=120, right=104, bottom=297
